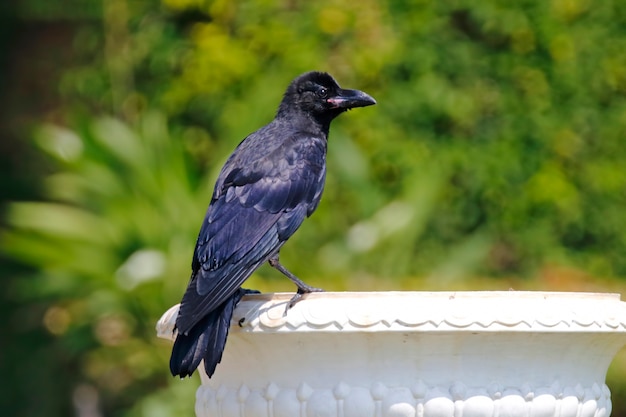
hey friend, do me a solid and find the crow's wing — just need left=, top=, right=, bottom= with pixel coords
left=175, top=133, right=326, bottom=335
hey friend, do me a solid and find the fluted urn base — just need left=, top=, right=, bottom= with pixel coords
left=157, top=291, right=626, bottom=417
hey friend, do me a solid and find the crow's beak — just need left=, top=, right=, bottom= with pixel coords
left=327, top=88, right=376, bottom=109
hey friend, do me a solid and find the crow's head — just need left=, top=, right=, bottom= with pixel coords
left=278, top=71, right=376, bottom=124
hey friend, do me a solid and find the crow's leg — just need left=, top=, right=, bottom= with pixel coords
left=268, top=254, right=324, bottom=313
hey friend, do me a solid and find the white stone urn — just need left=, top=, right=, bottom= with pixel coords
left=156, top=291, right=626, bottom=417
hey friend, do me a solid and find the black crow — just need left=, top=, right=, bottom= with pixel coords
left=169, top=71, right=376, bottom=378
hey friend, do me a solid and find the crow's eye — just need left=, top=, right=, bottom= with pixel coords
left=317, top=88, right=328, bottom=99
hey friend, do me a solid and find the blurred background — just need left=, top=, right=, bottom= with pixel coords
left=1, top=0, right=626, bottom=416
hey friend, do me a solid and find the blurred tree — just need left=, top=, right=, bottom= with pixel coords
left=1, top=0, right=626, bottom=416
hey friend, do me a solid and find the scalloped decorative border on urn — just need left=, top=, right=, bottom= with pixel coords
left=157, top=291, right=626, bottom=417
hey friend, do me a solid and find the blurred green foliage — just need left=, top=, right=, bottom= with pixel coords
left=1, top=0, right=626, bottom=416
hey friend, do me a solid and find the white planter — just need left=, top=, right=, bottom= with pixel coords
left=157, top=291, right=626, bottom=417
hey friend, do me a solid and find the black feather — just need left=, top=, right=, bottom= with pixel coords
left=170, top=288, right=258, bottom=378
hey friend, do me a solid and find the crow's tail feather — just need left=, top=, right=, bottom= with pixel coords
left=169, top=288, right=258, bottom=378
